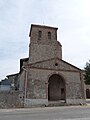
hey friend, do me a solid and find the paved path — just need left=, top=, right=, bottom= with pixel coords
left=0, top=105, right=90, bottom=120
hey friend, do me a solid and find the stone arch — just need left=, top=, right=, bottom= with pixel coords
left=48, top=74, right=66, bottom=101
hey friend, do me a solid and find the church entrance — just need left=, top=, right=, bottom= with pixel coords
left=48, top=74, right=66, bottom=101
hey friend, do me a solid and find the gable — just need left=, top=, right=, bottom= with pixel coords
left=29, top=58, right=81, bottom=71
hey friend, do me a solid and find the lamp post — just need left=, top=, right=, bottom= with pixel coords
left=22, top=67, right=27, bottom=107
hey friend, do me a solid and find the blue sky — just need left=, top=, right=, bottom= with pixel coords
left=0, top=0, right=90, bottom=80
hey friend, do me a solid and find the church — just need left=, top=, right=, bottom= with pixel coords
left=19, top=24, right=86, bottom=107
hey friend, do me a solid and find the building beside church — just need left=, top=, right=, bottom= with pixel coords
left=19, top=24, right=86, bottom=107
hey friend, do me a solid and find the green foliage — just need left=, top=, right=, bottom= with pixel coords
left=84, top=60, right=90, bottom=85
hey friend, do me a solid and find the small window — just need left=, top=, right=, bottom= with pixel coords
left=38, top=31, right=42, bottom=39
left=48, top=32, right=51, bottom=39
left=55, top=63, right=58, bottom=66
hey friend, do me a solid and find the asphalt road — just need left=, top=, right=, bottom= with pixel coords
left=0, top=106, right=90, bottom=120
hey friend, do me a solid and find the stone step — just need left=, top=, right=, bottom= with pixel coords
left=47, top=101, right=66, bottom=107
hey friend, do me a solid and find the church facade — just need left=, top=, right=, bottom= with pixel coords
left=19, top=24, right=86, bottom=107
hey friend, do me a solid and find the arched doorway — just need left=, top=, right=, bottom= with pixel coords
left=48, top=74, right=66, bottom=101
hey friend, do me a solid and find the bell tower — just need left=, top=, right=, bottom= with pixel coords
left=29, top=24, right=62, bottom=63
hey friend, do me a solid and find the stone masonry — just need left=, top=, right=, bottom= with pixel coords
left=19, top=24, right=86, bottom=107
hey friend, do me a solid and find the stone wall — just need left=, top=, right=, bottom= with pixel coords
left=29, top=25, right=62, bottom=63
left=0, top=91, right=24, bottom=108
left=25, top=67, right=86, bottom=106
left=30, top=25, right=57, bottom=44
left=29, top=42, right=62, bottom=64
left=19, top=70, right=25, bottom=92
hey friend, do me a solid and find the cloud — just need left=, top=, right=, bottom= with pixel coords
left=0, top=0, right=90, bottom=79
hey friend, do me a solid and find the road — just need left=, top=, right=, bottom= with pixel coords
left=0, top=106, right=90, bottom=120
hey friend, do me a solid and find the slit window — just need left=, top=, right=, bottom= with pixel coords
left=38, top=31, right=42, bottom=39
left=48, top=32, right=51, bottom=39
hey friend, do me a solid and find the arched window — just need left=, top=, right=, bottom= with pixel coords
left=38, top=31, right=42, bottom=39
left=48, top=32, right=51, bottom=39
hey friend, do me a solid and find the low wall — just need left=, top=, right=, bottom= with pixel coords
left=0, top=91, right=24, bottom=108
left=66, top=99, right=86, bottom=105
left=25, top=99, right=48, bottom=107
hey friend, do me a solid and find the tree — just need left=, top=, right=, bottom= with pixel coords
left=84, top=60, right=90, bottom=84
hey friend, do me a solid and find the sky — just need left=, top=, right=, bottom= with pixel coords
left=0, top=0, right=90, bottom=80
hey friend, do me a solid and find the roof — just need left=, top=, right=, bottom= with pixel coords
left=20, top=57, right=29, bottom=70
left=29, top=24, right=58, bottom=37
left=20, top=58, right=29, bottom=62
left=6, top=73, right=19, bottom=78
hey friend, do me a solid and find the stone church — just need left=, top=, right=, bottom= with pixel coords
left=19, top=24, right=86, bottom=107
